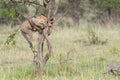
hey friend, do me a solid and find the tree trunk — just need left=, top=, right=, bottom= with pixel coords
left=68, top=0, right=80, bottom=27
left=43, top=32, right=52, bottom=67
left=36, top=33, right=44, bottom=74
left=36, top=30, right=52, bottom=74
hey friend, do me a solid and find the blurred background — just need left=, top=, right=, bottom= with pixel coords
left=0, top=0, right=120, bottom=28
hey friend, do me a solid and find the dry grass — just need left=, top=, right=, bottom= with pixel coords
left=0, top=24, right=120, bottom=80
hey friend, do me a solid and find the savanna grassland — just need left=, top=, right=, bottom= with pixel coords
left=0, top=23, right=120, bottom=80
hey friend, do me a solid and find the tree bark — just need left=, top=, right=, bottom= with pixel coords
left=36, top=30, right=52, bottom=74
left=68, top=0, right=80, bottom=27
left=43, top=32, right=52, bottom=67
left=36, top=33, right=45, bottom=74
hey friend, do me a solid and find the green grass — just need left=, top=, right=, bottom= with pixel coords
left=0, top=25, right=120, bottom=80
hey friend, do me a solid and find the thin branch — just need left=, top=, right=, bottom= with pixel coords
left=22, top=0, right=31, bottom=18
left=55, top=3, right=70, bottom=23
left=53, top=0, right=61, bottom=17
left=27, top=0, right=43, bottom=7
left=43, top=30, right=52, bottom=67
left=10, top=0, right=22, bottom=4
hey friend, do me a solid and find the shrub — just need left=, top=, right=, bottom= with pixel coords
left=5, top=29, right=18, bottom=46
left=87, top=28, right=107, bottom=45
left=109, top=46, right=120, bottom=54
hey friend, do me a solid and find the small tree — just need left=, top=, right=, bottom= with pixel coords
left=5, top=0, right=69, bottom=75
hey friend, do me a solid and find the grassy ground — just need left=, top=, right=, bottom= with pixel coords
left=0, top=24, right=120, bottom=80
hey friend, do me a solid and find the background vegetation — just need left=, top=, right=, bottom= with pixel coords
left=1, top=0, right=120, bottom=27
